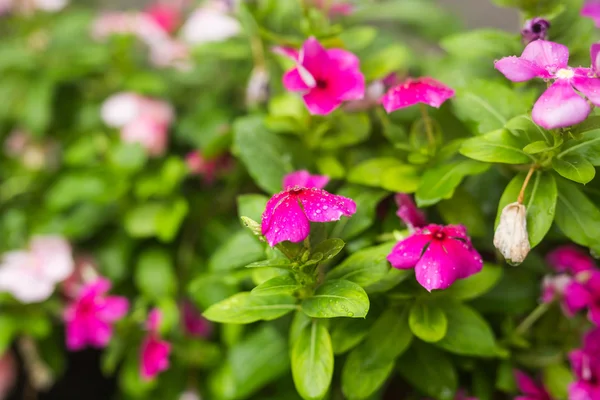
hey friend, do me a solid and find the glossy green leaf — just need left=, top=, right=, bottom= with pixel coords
left=559, top=129, right=600, bottom=165
left=380, top=165, right=421, bottom=193
left=312, top=238, right=345, bottom=261
left=203, top=292, right=297, bottom=324
left=543, top=363, right=574, bottom=399
left=251, top=275, right=299, bottom=296
left=442, top=263, right=503, bottom=300
left=237, top=194, right=269, bottom=222
left=552, top=155, right=596, bottom=184
left=302, top=280, right=369, bottom=319
left=326, top=242, right=396, bottom=286
left=134, top=248, right=177, bottom=300
left=347, top=158, right=403, bottom=188
left=209, top=230, right=264, bottom=271
left=320, top=113, right=370, bottom=149
left=409, top=301, right=448, bottom=342
left=330, top=318, right=371, bottom=355
left=440, top=29, right=520, bottom=59
left=333, top=185, right=388, bottom=240
left=460, top=129, right=533, bottom=164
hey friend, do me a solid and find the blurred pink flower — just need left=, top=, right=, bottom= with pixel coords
left=282, top=37, right=365, bottom=115
left=186, top=150, right=232, bottom=184
left=547, top=245, right=596, bottom=274
left=312, top=0, right=353, bottom=16
left=582, top=0, right=600, bottom=27
left=387, top=224, right=482, bottom=291
left=148, top=38, right=192, bottom=71
left=64, top=278, right=129, bottom=351
left=394, top=193, right=426, bottom=232
left=61, top=255, right=99, bottom=299
left=381, top=77, right=455, bottom=112
left=0, top=236, right=74, bottom=303
left=101, top=92, right=141, bottom=128
left=145, top=3, right=181, bottom=34
left=120, top=115, right=169, bottom=156
left=261, top=187, right=356, bottom=247
left=181, top=300, right=212, bottom=338
left=91, top=12, right=144, bottom=41
left=140, top=309, right=171, bottom=380
left=4, top=129, right=30, bottom=157
left=569, top=327, right=600, bottom=399
left=0, top=352, right=16, bottom=400
left=514, top=370, right=552, bottom=400
left=282, top=170, right=329, bottom=190
left=179, top=2, right=241, bottom=45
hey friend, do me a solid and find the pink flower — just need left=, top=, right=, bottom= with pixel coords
left=282, top=170, right=329, bottom=190
left=185, top=151, right=233, bottom=184
left=261, top=187, right=356, bottom=247
left=61, top=255, right=99, bottom=299
left=558, top=270, right=600, bottom=324
left=514, top=370, right=552, bottom=400
left=0, top=352, right=16, bottom=399
left=145, top=3, right=181, bottom=34
left=181, top=300, right=212, bottom=338
left=63, top=278, right=129, bottom=351
left=394, top=193, right=426, bottom=232
left=380, top=77, right=455, bottom=113
left=521, top=18, right=550, bottom=44
left=148, top=39, right=191, bottom=71
left=312, top=0, right=354, bottom=16
left=0, top=236, right=74, bottom=303
left=120, top=114, right=169, bottom=156
left=582, top=0, right=600, bottom=27
left=140, top=309, right=171, bottom=380
left=387, top=224, right=483, bottom=291
left=282, top=37, right=365, bottom=115
left=541, top=274, right=573, bottom=305
left=495, top=40, right=600, bottom=129
left=569, top=328, right=600, bottom=399
left=179, top=3, right=241, bottom=45
left=547, top=245, right=597, bottom=274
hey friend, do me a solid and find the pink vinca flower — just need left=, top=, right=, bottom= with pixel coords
left=559, top=270, right=600, bottom=324
left=0, top=236, right=74, bottom=303
left=514, top=370, right=552, bottom=400
left=145, top=3, right=181, bottom=34
left=185, top=150, right=221, bottom=184
left=569, top=328, right=600, bottom=399
left=394, top=193, right=426, bottom=232
left=61, top=255, right=99, bottom=299
left=282, top=37, right=365, bottom=115
left=582, top=0, right=600, bottom=27
left=181, top=300, right=212, bottom=338
left=261, top=186, right=356, bottom=247
left=495, top=40, right=600, bottom=129
left=140, top=309, right=171, bottom=380
left=380, top=77, right=455, bottom=113
left=387, top=224, right=483, bottom=291
left=282, top=170, right=329, bottom=190
left=547, top=245, right=596, bottom=274
left=312, top=0, right=354, bottom=16
left=63, top=278, right=129, bottom=350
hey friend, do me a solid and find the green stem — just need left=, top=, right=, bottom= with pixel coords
left=515, top=302, right=550, bottom=336
left=419, top=103, right=435, bottom=146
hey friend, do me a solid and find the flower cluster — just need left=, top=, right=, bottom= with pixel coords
left=569, top=327, right=600, bottom=399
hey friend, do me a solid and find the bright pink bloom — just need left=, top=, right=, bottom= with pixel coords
left=63, top=278, right=129, bottom=351
left=181, top=300, right=212, bottom=338
left=381, top=77, right=455, bottom=113
left=282, top=37, right=365, bottom=115
left=261, top=187, right=356, bottom=247
left=582, top=0, right=600, bottom=27
left=495, top=40, right=600, bottom=129
left=591, top=43, right=600, bottom=75
left=569, top=328, right=600, bottom=399
left=514, top=370, right=552, bottom=400
left=140, top=309, right=171, bottom=380
left=282, top=170, right=329, bottom=190
left=558, top=270, right=600, bottom=324
left=547, top=245, right=596, bottom=274
left=0, top=352, right=16, bottom=399
left=145, top=3, right=181, bottom=34
left=387, top=224, right=483, bottom=291
left=394, top=193, right=426, bottom=232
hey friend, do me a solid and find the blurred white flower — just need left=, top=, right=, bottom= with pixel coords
left=180, top=4, right=241, bottom=45
left=33, top=0, right=67, bottom=12
left=101, top=92, right=141, bottom=128
left=149, top=39, right=192, bottom=71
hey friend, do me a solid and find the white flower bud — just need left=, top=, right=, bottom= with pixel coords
left=493, top=202, right=530, bottom=265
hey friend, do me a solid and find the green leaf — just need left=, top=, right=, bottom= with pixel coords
left=341, top=308, right=413, bottom=400
left=320, top=113, right=371, bottom=149
left=415, top=160, right=489, bottom=207
left=291, top=320, right=334, bottom=400
left=442, top=263, right=503, bottom=300
left=251, top=275, right=299, bottom=296
left=440, top=29, right=520, bottom=60
left=155, top=197, right=189, bottom=242
left=453, top=80, right=536, bottom=134
left=330, top=318, right=371, bottom=355
left=0, top=314, right=16, bottom=355
left=134, top=248, right=177, bottom=300
left=209, top=230, right=264, bottom=271
left=361, top=45, right=412, bottom=80
left=409, top=301, right=448, bottom=342
left=23, top=79, right=53, bottom=135
left=559, top=129, right=600, bottom=165
left=523, top=140, right=553, bottom=155
left=397, top=341, right=458, bottom=400
left=460, top=129, right=533, bottom=164
left=203, top=292, right=297, bottom=324
left=435, top=301, right=497, bottom=356
left=347, top=158, right=403, bottom=188
left=312, top=238, right=345, bottom=261
left=302, top=280, right=369, bottom=319
left=339, top=26, right=377, bottom=52
left=552, top=155, right=596, bottom=184
left=543, top=363, right=573, bottom=399
left=237, top=194, right=269, bottom=222
left=334, top=185, right=388, bottom=240
left=437, top=188, right=487, bottom=237
left=555, top=179, right=600, bottom=253
left=504, top=114, right=549, bottom=143
left=495, top=171, right=557, bottom=248
left=380, top=165, right=421, bottom=193
left=246, top=259, right=292, bottom=269
left=326, top=242, right=396, bottom=286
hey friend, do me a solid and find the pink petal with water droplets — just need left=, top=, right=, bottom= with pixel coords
left=298, top=188, right=356, bottom=223
left=261, top=191, right=289, bottom=235
left=521, top=40, right=569, bottom=71
left=263, top=194, right=310, bottom=246
left=271, top=46, right=299, bottom=61
left=283, top=170, right=329, bottom=189
left=387, top=232, right=431, bottom=269
left=381, top=77, right=455, bottom=112
left=494, top=56, right=547, bottom=82
left=299, top=36, right=330, bottom=78
left=443, top=224, right=470, bottom=241
left=532, top=80, right=590, bottom=129
left=514, top=370, right=550, bottom=398
left=582, top=1, right=600, bottom=27
left=282, top=68, right=313, bottom=92
left=303, top=89, right=342, bottom=115
left=572, top=75, right=600, bottom=106
left=394, top=193, right=426, bottom=230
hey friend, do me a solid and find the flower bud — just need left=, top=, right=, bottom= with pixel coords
left=521, top=17, right=550, bottom=44
left=493, top=202, right=530, bottom=265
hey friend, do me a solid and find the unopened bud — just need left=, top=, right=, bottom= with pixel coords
left=521, top=17, right=550, bottom=45
left=245, top=66, right=270, bottom=107
left=493, top=202, right=530, bottom=265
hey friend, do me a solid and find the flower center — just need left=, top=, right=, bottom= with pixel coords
left=316, top=79, right=328, bottom=89
left=532, top=22, right=542, bottom=33
left=555, top=68, right=574, bottom=79
left=289, top=185, right=304, bottom=194
left=434, top=231, right=446, bottom=240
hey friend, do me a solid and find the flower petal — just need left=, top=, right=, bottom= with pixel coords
left=299, top=36, right=329, bottom=78
left=263, top=194, right=310, bottom=246
left=563, top=281, right=592, bottom=315
left=328, top=68, right=365, bottom=102
left=387, top=233, right=431, bottom=269
left=261, top=191, right=289, bottom=235
left=283, top=170, right=329, bottom=190
left=298, top=188, right=356, bottom=223
left=582, top=1, right=600, bottom=28
left=327, top=48, right=360, bottom=69
left=394, top=193, right=426, bottom=231
left=87, top=319, right=113, bottom=348
left=532, top=80, right=590, bottom=129
left=302, top=89, right=342, bottom=115
left=381, top=78, right=454, bottom=112
left=282, top=68, right=312, bottom=92
left=514, top=370, right=544, bottom=396
left=572, top=75, right=600, bottom=106
left=521, top=40, right=569, bottom=70
left=494, top=56, right=547, bottom=82
left=98, top=296, right=130, bottom=322
left=546, top=245, right=596, bottom=274
left=30, top=236, right=74, bottom=283
left=271, top=46, right=299, bottom=61
left=140, top=336, right=171, bottom=380
left=66, top=320, right=87, bottom=351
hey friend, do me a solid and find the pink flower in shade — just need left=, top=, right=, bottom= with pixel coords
left=386, top=224, right=483, bottom=292
left=185, top=151, right=220, bottom=184
left=541, top=273, right=573, bottom=305
left=145, top=3, right=181, bottom=34
left=181, top=300, right=212, bottom=338
left=547, top=245, right=597, bottom=274
left=120, top=114, right=169, bottom=156
left=394, top=193, right=427, bottom=232
left=148, top=39, right=192, bottom=71
left=0, top=236, right=74, bottom=303
left=140, top=309, right=171, bottom=380
left=380, top=77, right=455, bottom=113
left=282, top=170, right=329, bottom=190
left=0, top=352, right=16, bottom=399
left=261, top=187, right=356, bottom=247
left=514, top=370, right=552, bottom=400
left=495, top=40, right=600, bottom=129
left=63, top=278, right=129, bottom=351
left=569, top=328, right=600, bottom=400
left=521, top=17, right=550, bottom=45
left=312, top=0, right=354, bottom=16
left=557, top=270, right=600, bottom=325
left=582, top=0, right=600, bottom=27
left=281, top=37, right=365, bottom=115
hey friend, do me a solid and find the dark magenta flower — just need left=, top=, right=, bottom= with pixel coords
left=547, top=245, right=597, bottom=274
left=387, top=224, right=483, bottom=291
left=140, top=309, right=171, bottom=380
left=394, top=193, right=426, bottom=232
left=380, top=77, right=455, bottom=113
left=282, top=170, right=329, bottom=190
left=569, top=328, right=600, bottom=399
left=521, top=17, right=550, bottom=44
left=514, top=370, right=552, bottom=400
left=181, top=300, right=212, bottom=338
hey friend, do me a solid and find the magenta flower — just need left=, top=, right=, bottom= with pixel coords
left=569, top=328, right=600, bottom=399
left=514, top=370, right=552, bottom=400
left=261, top=187, right=356, bottom=247
left=312, top=0, right=354, bottom=16
left=547, top=245, right=596, bottom=274
left=495, top=40, right=600, bottom=129
left=558, top=270, right=600, bottom=324
left=282, top=170, right=329, bottom=190
left=394, top=193, right=427, bottom=232
left=380, top=77, right=455, bottom=113
left=144, top=3, right=181, bottom=34
left=281, top=37, right=365, bottom=115
left=140, top=309, right=171, bottom=380
left=63, top=278, right=129, bottom=351
left=521, top=18, right=550, bottom=44
left=181, top=300, right=212, bottom=338
left=387, top=224, right=483, bottom=291
left=582, top=0, right=600, bottom=27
